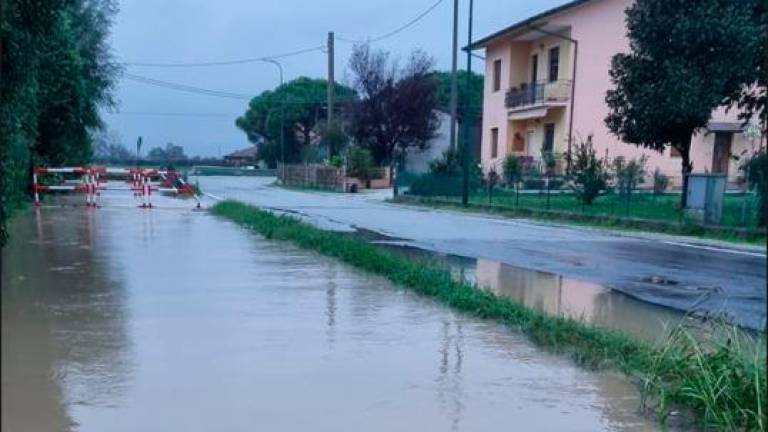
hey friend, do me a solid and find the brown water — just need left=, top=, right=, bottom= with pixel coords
left=375, top=242, right=687, bottom=343
left=2, top=192, right=667, bottom=431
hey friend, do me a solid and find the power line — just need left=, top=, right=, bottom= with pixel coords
left=337, top=0, right=445, bottom=44
left=120, top=45, right=324, bottom=68
left=121, top=73, right=359, bottom=103
left=104, top=111, right=240, bottom=118
left=123, top=73, right=253, bottom=99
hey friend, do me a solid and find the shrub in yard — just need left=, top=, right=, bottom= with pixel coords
left=567, top=135, right=611, bottom=205
left=653, top=168, right=669, bottom=195
left=741, top=149, right=767, bottom=227
left=329, top=155, right=344, bottom=168
left=428, top=148, right=461, bottom=175
left=486, top=168, right=499, bottom=188
left=612, top=155, right=647, bottom=198
left=541, top=150, right=557, bottom=176
left=410, top=151, right=482, bottom=197
left=502, top=154, right=522, bottom=188
left=346, top=146, right=374, bottom=180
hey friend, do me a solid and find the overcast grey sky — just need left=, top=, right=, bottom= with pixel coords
left=105, top=0, right=563, bottom=157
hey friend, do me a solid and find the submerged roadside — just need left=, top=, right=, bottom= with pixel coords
left=212, top=200, right=766, bottom=430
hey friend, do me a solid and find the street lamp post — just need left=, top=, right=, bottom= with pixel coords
left=261, top=58, right=285, bottom=180
left=461, top=0, right=474, bottom=206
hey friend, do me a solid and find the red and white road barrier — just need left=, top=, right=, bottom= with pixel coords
left=33, top=165, right=199, bottom=209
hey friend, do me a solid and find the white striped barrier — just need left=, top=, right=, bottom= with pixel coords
left=33, top=166, right=199, bottom=209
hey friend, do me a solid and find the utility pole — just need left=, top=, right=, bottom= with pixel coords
left=327, top=31, right=335, bottom=128
left=449, top=0, right=459, bottom=152
left=136, top=136, right=143, bottom=168
left=461, top=0, right=474, bottom=206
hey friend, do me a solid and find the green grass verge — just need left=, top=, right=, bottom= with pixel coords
left=392, top=195, right=767, bottom=246
left=473, top=189, right=760, bottom=228
left=212, top=200, right=766, bottom=430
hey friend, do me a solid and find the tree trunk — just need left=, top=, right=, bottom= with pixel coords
left=678, top=144, right=693, bottom=209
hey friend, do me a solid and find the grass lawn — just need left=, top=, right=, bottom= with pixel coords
left=456, top=188, right=761, bottom=229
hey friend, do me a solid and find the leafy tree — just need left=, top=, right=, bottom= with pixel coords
left=346, top=146, right=374, bottom=180
left=317, top=120, right=349, bottom=157
left=0, top=0, right=119, bottom=245
left=741, top=150, right=767, bottom=226
left=432, top=70, right=484, bottom=116
left=347, top=44, right=440, bottom=167
left=725, top=2, right=767, bottom=134
left=567, top=136, right=611, bottom=205
left=147, top=143, right=188, bottom=166
left=604, top=0, right=763, bottom=207
left=235, top=77, right=355, bottom=167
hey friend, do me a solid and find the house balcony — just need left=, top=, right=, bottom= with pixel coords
left=505, top=80, right=571, bottom=114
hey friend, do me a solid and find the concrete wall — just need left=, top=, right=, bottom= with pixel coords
left=405, top=111, right=453, bottom=174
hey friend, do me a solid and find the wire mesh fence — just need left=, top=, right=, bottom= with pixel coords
left=396, top=168, right=764, bottom=231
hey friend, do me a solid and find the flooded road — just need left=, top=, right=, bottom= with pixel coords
left=195, top=176, right=766, bottom=330
left=2, top=191, right=665, bottom=431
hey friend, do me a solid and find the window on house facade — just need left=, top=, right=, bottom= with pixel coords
left=548, top=46, right=560, bottom=82
left=492, top=59, right=501, bottom=92
left=543, top=123, right=555, bottom=152
left=531, top=54, right=538, bottom=83
left=491, top=128, right=499, bottom=158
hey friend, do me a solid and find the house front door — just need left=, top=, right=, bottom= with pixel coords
left=712, top=132, right=732, bottom=175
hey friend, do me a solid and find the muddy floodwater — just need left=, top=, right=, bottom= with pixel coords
left=2, top=192, right=666, bottom=431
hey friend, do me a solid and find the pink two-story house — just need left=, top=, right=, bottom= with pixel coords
left=470, top=0, right=764, bottom=187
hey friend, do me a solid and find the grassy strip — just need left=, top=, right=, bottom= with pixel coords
left=391, top=195, right=767, bottom=246
left=212, top=200, right=765, bottom=429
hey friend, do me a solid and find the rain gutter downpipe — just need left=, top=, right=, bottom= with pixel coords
left=528, top=25, right=578, bottom=175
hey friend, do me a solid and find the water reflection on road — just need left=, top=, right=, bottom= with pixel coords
left=377, top=243, right=685, bottom=343
left=2, top=193, right=664, bottom=431
left=474, top=259, right=685, bottom=342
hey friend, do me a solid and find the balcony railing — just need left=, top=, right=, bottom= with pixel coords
left=505, top=80, right=571, bottom=110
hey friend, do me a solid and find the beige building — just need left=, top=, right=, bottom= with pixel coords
left=470, top=0, right=765, bottom=187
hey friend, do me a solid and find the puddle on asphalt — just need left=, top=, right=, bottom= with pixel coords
left=372, top=241, right=689, bottom=343
left=1, top=191, right=674, bottom=431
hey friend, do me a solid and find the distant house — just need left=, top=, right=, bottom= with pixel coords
left=403, top=110, right=482, bottom=174
left=224, top=147, right=258, bottom=166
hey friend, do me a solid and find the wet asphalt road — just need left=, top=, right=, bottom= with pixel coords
left=197, top=176, right=767, bottom=330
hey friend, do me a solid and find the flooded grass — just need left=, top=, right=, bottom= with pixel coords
left=212, top=200, right=767, bottom=430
